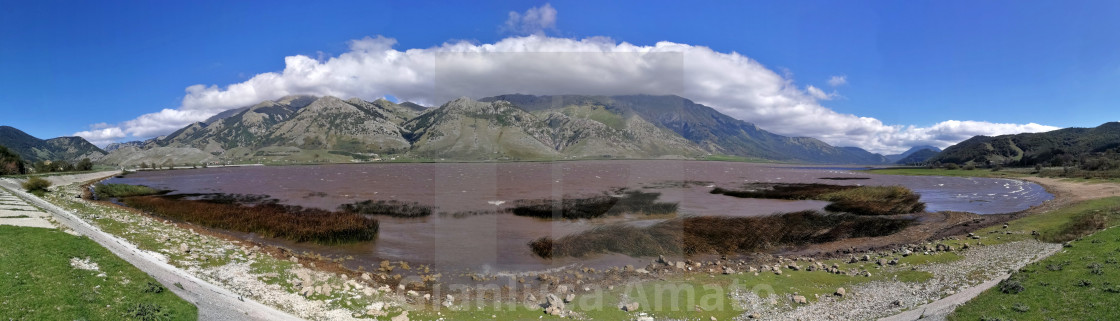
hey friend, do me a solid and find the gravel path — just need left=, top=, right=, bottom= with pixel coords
left=731, top=240, right=1061, bottom=321
left=0, top=176, right=304, bottom=321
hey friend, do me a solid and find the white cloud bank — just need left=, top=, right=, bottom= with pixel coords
left=75, top=6, right=1058, bottom=154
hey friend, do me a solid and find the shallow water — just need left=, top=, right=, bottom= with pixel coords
left=104, top=160, right=1052, bottom=273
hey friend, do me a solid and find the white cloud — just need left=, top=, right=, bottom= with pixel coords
left=827, top=75, right=847, bottom=87
left=502, top=3, right=557, bottom=35
left=806, top=85, right=838, bottom=100
left=74, top=6, right=1059, bottom=154
left=73, top=126, right=126, bottom=147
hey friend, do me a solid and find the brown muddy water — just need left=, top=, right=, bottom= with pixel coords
left=104, top=160, right=1051, bottom=274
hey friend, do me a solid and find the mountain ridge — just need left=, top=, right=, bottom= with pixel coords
left=932, top=122, right=1118, bottom=166
left=95, top=94, right=905, bottom=166
left=0, top=126, right=105, bottom=163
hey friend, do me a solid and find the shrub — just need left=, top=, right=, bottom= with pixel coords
left=963, top=164, right=976, bottom=170
left=122, top=303, right=171, bottom=321
left=944, top=163, right=960, bottom=170
left=142, top=281, right=165, bottom=294
left=22, top=176, right=51, bottom=192
left=1089, top=263, right=1103, bottom=275
left=998, top=277, right=1024, bottom=294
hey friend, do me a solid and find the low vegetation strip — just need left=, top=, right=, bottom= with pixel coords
left=711, top=183, right=926, bottom=215
left=529, top=211, right=913, bottom=258
left=93, top=183, right=164, bottom=199
left=338, top=199, right=433, bottom=218
left=511, top=189, right=678, bottom=219
left=949, top=225, right=1120, bottom=321
left=0, top=225, right=197, bottom=320
left=120, top=195, right=379, bottom=244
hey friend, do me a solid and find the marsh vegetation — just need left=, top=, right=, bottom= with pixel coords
left=529, top=210, right=914, bottom=258
left=93, top=183, right=164, bottom=199
left=711, top=183, right=926, bottom=215
left=510, top=189, right=678, bottom=219
left=95, top=185, right=380, bottom=244
left=338, top=199, right=433, bottom=218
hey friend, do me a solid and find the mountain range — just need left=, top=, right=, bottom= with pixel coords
left=1, top=94, right=961, bottom=167
left=80, top=94, right=912, bottom=166
left=0, top=126, right=105, bottom=163
left=931, top=122, right=1119, bottom=166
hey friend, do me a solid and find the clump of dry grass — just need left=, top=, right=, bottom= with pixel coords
left=529, top=211, right=914, bottom=258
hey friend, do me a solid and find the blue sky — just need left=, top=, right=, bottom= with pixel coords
left=1, top=0, right=1117, bottom=153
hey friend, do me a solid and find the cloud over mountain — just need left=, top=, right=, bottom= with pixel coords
left=74, top=7, right=1058, bottom=153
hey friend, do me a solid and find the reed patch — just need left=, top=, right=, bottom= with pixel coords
left=338, top=199, right=433, bottom=218
left=93, top=183, right=165, bottom=199
left=711, top=183, right=926, bottom=215
left=119, top=193, right=379, bottom=244
left=510, top=189, right=678, bottom=220
left=530, top=211, right=913, bottom=258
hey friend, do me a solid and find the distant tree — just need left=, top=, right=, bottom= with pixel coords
left=139, top=162, right=149, bottom=169
left=77, top=158, right=94, bottom=171
left=0, top=145, right=25, bottom=175
left=55, top=160, right=74, bottom=172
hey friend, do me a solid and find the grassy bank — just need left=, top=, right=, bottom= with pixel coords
left=711, top=184, right=926, bottom=215
left=530, top=211, right=913, bottom=258
left=925, top=195, right=1120, bottom=320
left=950, top=225, right=1120, bottom=320
left=122, top=195, right=379, bottom=244
left=0, top=225, right=197, bottom=320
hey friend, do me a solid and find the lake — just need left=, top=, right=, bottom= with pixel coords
left=103, top=160, right=1052, bottom=273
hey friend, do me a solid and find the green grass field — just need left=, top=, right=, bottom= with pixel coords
left=0, top=225, right=197, bottom=320
left=949, top=225, right=1120, bottom=321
